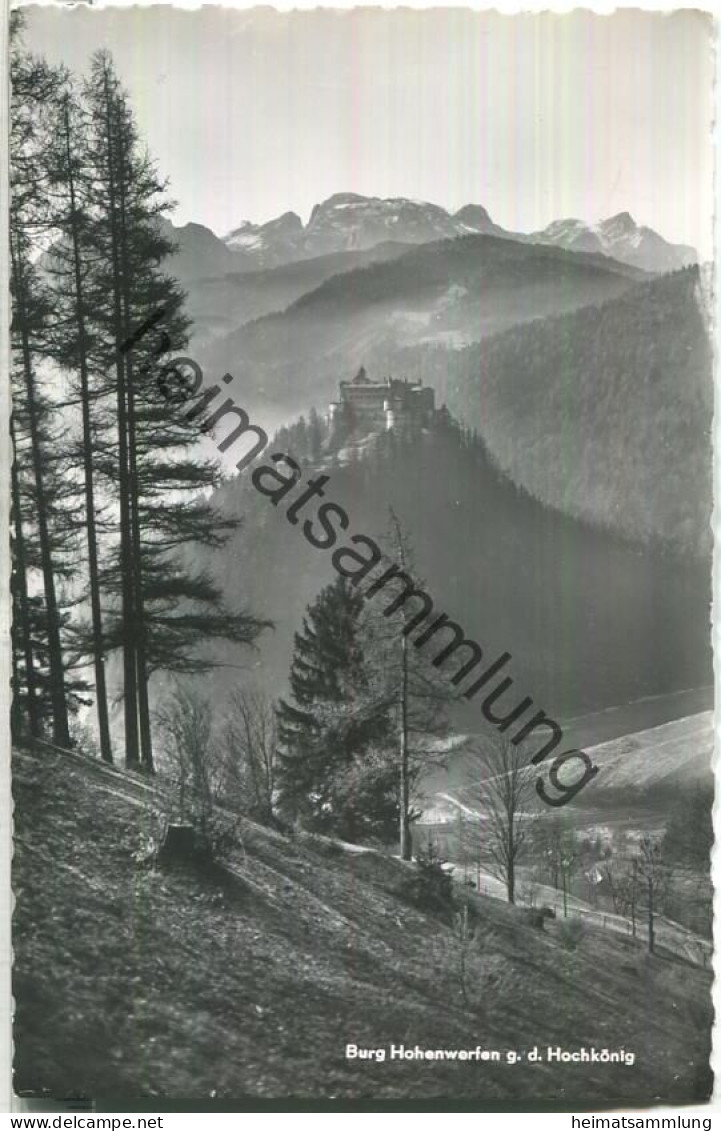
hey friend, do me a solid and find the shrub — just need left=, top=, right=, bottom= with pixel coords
left=196, top=810, right=242, bottom=863
left=402, top=842, right=454, bottom=915
left=558, top=916, right=585, bottom=950
left=68, top=720, right=101, bottom=760
left=154, top=687, right=245, bottom=865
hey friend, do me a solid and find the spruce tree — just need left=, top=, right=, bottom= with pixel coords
left=277, top=576, right=398, bottom=841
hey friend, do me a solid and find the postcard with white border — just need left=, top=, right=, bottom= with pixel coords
left=9, top=3, right=716, bottom=1112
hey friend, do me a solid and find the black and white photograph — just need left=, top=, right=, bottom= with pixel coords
left=8, top=3, right=716, bottom=1111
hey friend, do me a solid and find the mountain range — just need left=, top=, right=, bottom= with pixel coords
left=158, top=191, right=710, bottom=570
left=178, top=193, right=696, bottom=277
left=153, top=190, right=713, bottom=797
left=162, top=195, right=696, bottom=348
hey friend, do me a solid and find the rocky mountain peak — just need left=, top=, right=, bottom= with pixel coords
left=215, top=195, right=695, bottom=275
left=600, top=211, right=637, bottom=236
left=453, top=204, right=495, bottom=232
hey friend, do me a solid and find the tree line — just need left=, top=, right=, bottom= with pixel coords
left=10, top=17, right=267, bottom=769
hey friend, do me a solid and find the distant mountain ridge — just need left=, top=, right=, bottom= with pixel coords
left=198, top=231, right=648, bottom=422
left=214, top=193, right=695, bottom=275
left=160, top=197, right=696, bottom=363
left=223, top=193, right=501, bottom=267
left=534, top=212, right=697, bottom=274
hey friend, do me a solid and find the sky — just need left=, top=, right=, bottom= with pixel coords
left=23, top=5, right=714, bottom=257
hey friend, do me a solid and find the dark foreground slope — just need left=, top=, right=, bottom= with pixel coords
left=13, top=743, right=712, bottom=1107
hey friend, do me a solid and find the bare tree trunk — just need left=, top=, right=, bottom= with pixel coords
left=507, top=842, right=515, bottom=904
left=647, top=878, right=655, bottom=954
left=115, top=103, right=154, bottom=774
left=62, top=102, right=113, bottom=764
left=101, top=68, right=139, bottom=768
left=10, top=416, right=41, bottom=738
left=11, top=243, right=71, bottom=749
left=399, top=631, right=412, bottom=860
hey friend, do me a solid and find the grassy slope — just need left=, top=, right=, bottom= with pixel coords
left=13, top=744, right=712, bottom=1107
left=420, top=707, right=714, bottom=823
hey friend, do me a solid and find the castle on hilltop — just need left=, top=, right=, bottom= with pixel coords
left=328, top=367, right=436, bottom=431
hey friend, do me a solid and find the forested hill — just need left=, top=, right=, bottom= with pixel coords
left=200, top=414, right=711, bottom=728
left=374, top=268, right=712, bottom=557
left=198, top=233, right=646, bottom=425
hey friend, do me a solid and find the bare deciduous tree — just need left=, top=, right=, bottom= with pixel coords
left=637, top=835, right=672, bottom=954
left=360, top=510, right=458, bottom=859
left=220, top=686, right=277, bottom=824
left=474, top=735, right=536, bottom=904
left=155, top=684, right=219, bottom=842
left=602, top=855, right=641, bottom=938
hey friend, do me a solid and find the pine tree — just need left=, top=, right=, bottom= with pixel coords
left=10, top=35, right=268, bottom=765
left=82, top=51, right=267, bottom=769
left=10, top=37, right=74, bottom=747
left=277, top=576, right=397, bottom=840
left=44, top=82, right=114, bottom=762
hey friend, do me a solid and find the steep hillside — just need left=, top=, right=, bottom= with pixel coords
left=200, top=234, right=645, bottom=421
left=198, top=416, right=710, bottom=730
left=581, top=711, right=713, bottom=793
left=13, top=742, right=713, bottom=1106
left=418, top=709, right=714, bottom=833
left=379, top=268, right=712, bottom=556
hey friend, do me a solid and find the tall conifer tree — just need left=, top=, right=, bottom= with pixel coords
left=10, top=39, right=73, bottom=747
left=277, top=577, right=398, bottom=840
left=44, top=84, right=114, bottom=762
left=82, top=51, right=267, bottom=769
